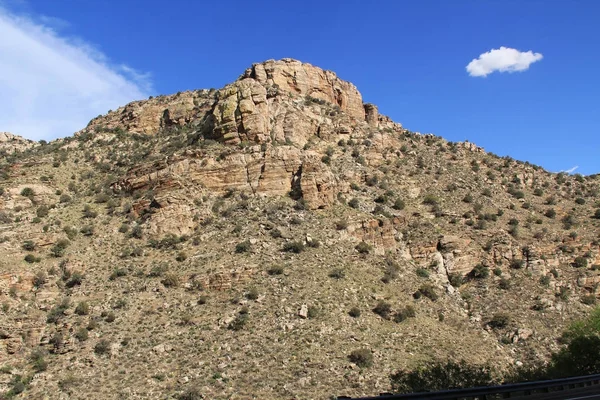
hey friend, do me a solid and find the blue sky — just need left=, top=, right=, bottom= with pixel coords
left=0, top=0, right=598, bottom=174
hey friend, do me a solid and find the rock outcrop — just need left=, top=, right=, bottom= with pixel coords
left=0, top=132, right=37, bottom=153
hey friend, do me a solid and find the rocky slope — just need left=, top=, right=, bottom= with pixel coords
left=0, top=59, right=599, bottom=399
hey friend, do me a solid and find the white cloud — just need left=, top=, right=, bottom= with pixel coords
left=562, top=166, right=579, bottom=174
left=0, top=8, right=152, bottom=140
left=466, top=46, right=543, bottom=77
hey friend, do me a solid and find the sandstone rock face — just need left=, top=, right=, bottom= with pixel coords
left=115, top=144, right=341, bottom=236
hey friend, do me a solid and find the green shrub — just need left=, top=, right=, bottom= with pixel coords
left=22, top=240, right=35, bottom=251
left=373, top=301, right=392, bottom=319
left=422, top=194, right=439, bottom=205
left=498, top=278, right=511, bottom=290
left=348, top=198, right=360, bottom=208
left=33, top=271, right=47, bottom=288
left=545, top=208, right=556, bottom=218
left=50, top=239, right=70, bottom=257
left=80, top=225, right=94, bottom=236
left=470, top=264, right=489, bottom=279
left=282, top=241, right=304, bottom=253
left=393, top=198, right=405, bottom=210
left=30, top=349, right=48, bottom=372
left=94, top=339, right=111, bottom=355
left=394, top=305, right=416, bottom=323
left=20, top=187, right=35, bottom=197
left=75, top=328, right=89, bottom=341
left=539, top=275, right=551, bottom=287
left=66, top=272, right=84, bottom=288
left=109, top=268, right=128, bottom=280
left=448, top=273, right=464, bottom=287
left=75, top=301, right=90, bottom=315
left=329, top=268, right=345, bottom=279
left=355, top=241, right=372, bottom=254
left=581, top=295, right=597, bottom=306
left=228, top=312, right=248, bottom=331
left=161, top=273, right=179, bottom=288
left=24, top=254, right=40, bottom=263
left=348, top=349, right=373, bottom=368
left=488, top=313, right=511, bottom=329
left=349, top=307, right=361, bottom=318
left=36, top=205, right=49, bottom=218
left=416, top=268, right=430, bottom=278
left=573, top=256, right=588, bottom=268
left=246, top=287, right=259, bottom=300
left=415, top=284, right=438, bottom=301
left=267, top=265, right=284, bottom=275
left=390, top=360, right=495, bottom=393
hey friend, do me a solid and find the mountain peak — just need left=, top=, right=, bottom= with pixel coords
left=238, top=58, right=366, bottom=121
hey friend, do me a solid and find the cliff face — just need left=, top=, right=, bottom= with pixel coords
left=1, top=59, right=599, bottom=400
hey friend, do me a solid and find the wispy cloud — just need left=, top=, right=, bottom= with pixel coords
left=562, top=166, right=579, bottom=174
left=0, top=7, right=152, bottom=140
left=466, top=46, right=543, bottom=77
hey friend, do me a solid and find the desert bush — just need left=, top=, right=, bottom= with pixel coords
left=94, top=339, right=111, bottom=355
left=36, top=205, right=49, bottom=218
left=581, top=295, right=597, bottom=306
left=50, top=239, right=70, bottom=257
left=75, top=328, right=89, bottom=341
left=422, top=194, right=439, bottom=205
left=228, top=312, right=249, bottom=331
left=329, top=268, right=345, bottom=279
left=161, top=273, right=179, bottom=288
left=22, top=240, right=36, bottom=251
left=80, top=225, right=94, bottom=236
left=416, top=268, right=430, bottom=278
left=355, top=241, right=372, bottom=254
left=349, top=349, right=373, bottom=368
left=75, top=301, right=90, bottom=315
left=573, top=256, right=588, bottom=268
left=469, top=264, right=489, bottom=279
left=393, top=198, right=406, bottom=210
left=66, top=272, right=84, bottom=288
left=394, top=305, right=416, bottom=323
left=390, top=360, right=495, bottom=393
left=499, top=278, right=511, bottom=290
left=349, top=307, right=361, bottom=318
left=20, top=187, right=35, bottom=197
left=246, top=287, right=259, bottom=300
left=30, top=349, right=48, bottom=372
left=109, top=268, right=128, bottom=280
left=267, top=265, right=284, bottom=275
left=33, top=271, right=47, bottom=288
left=448, top=273, right=464, bottom=287
left=488, top=313, right=511, bottom=329
left=24, top=254, right=40, bottom=263
left=373, top=301, right=392, bottom=319
left=47, top=298, right=70, bottom=323
left=415, top=284, right=438, bottom=301
left=82, top=204, right=98, bottom=219
left=348, top=198, right=360, bottom=208
left=282, top=241, right=304, bottom=253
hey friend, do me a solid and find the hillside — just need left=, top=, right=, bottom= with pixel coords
left=1, top=58, right=599, bottom=399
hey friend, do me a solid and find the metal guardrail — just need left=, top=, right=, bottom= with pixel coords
left=338, top=373, right=600, bottom=400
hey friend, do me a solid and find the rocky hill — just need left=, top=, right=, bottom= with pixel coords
left=1, top=58, right=599, bottom=399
